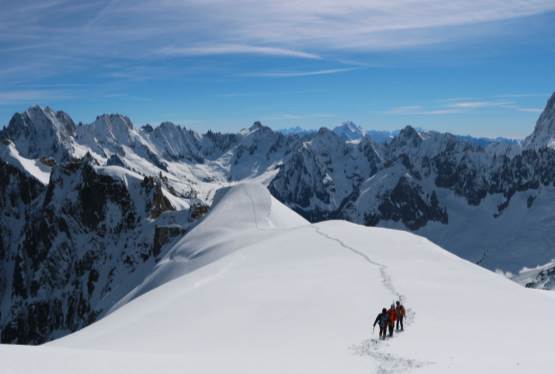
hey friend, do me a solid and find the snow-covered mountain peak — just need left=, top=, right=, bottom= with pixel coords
left=92, top=113, right=134, bottom=134
left=243, top=121, right=272, bottom=135
left=387, top=125, right=423, bottom=156
left=313, top=126, right=342, bottom=141
left=141, top=124, right=154, bottom=133
left=333, top=121, right=365, bottom=140
left=303, top=127, right=347, bottom=152
left=157, top=121, right=179, bottom=132
left=397, top=125, right=422, bottom=143
left=76, top=113, right=139, bottom=151
left=523, top=92, right=555, bottom=150
left=146, top=121, right=202, bottom=161
left=2, top=105, right=77, bottom=161
left=110, top=183, right=308, bottom=307
left=10, top=105, right=74, bottom=136
left=250, top=120, right=264, bottom=130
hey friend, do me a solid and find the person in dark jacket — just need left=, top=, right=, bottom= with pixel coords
left=395, top=301, right=406, bottom=331
left=373, top=308, right=389, bottom=340
left=387, top=304, right=397, bottom=337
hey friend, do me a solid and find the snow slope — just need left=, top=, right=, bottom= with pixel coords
left=0, top=141, right=51, bottom=184
left=2, top=183, right=554, bottom=373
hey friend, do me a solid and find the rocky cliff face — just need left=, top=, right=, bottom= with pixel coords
left=0, top=156, right=196, bottom=344
left=0, top=159, right=46, bottom=333
left=523, top=93, right=555, bottom=150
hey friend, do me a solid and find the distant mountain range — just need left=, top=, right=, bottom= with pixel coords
left=278, top=121, right=520, bottom=145
left=1, top=92, right=555, bottom=344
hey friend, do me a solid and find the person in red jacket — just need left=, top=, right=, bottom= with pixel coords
left=387, top=304, right=397, bottom=337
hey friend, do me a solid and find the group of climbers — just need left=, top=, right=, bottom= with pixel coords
left=372, top=301, right=406, bottom=340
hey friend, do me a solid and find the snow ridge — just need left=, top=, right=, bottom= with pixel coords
left=4, top=182, right=555, bottom=373
left=310, top=225, right=425, bottom=373
left=312, top=226, right=401, bottom=300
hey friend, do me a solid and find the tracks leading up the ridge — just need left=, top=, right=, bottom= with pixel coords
left=310, top=225, right=428, bottom=374
left=311, top=226, right=403, bottom=303
left=242, top=186, right=426, bottom=373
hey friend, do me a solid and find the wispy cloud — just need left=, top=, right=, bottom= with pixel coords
left=246, top=68, right=358, bottom=78
left=0, top=89, right=75, bottom=104
left=388, top=96, right=545, bottom=115
left=447, top=100, right=513, bottom=109
left=3, top=0, right=555, bottom=83
left=388, top=105, right=424, bottom=114
left=158, top=44, right=320, bottom=60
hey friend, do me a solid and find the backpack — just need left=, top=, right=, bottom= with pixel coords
left=388, top=309, right=397, bottom=322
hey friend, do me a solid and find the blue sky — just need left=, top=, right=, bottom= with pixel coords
left=1, top=1, right=555, bottom=138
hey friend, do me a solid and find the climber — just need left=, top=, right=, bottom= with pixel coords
left=373, top=308, right=389, bottom=340
left=387, top=304, right=397, bottom=337
left=396, top=301, right=406, bottom=331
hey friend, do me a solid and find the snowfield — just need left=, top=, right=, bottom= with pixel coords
left=2, top=183, right=555, bottom=373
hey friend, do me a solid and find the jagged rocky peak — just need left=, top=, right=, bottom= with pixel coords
left=93, top=113, right=133, bottom=132
left=250, top=121, right=264, bottom=131
left=312, top=126, right=342, bottom=143
left=333, top=121, right=365, bottom=140
left=244, top=121, right=273, bottom=135
left=141, top=124, right=154, bottom=133
left=146, top=122, right=203, bottom=162
left=523, top=92, right=555, bottom=150
left=158, top=121, right=179, bottom=131
left=83, top=113, right=136, bottom=145
left=154, top=121, right=198, bottom=139
left=386, top=125, right=423, bottom=156
left=397, top=125, right=422, bottom=144
left=7, top=105, right=75, bottom=135
left=2, top=105, right=76, bottom=160
left=151, top=121, right=183, bottom=138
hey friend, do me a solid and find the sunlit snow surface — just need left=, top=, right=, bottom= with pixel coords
left=0, top=142, right=51, bottom=184
left=2, top=184, right=555, bottom=373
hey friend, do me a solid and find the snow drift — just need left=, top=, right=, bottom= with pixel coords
left=2, top=183, right=555, bottom=373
